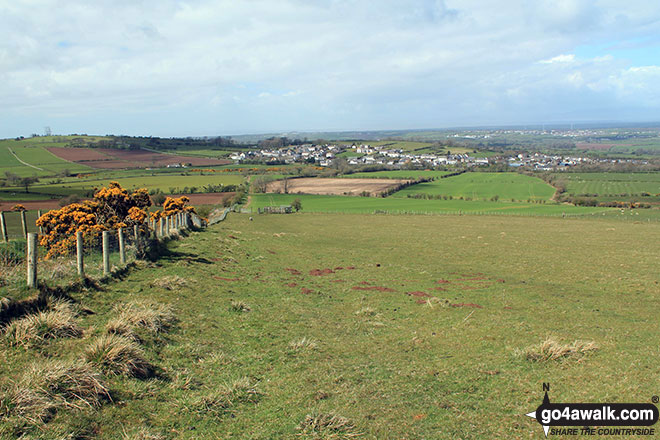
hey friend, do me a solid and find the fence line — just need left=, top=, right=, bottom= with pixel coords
left=9, top=210, right=221, bottom=290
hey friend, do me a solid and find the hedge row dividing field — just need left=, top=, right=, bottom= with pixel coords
left=2, top=213, right=657, bottom=438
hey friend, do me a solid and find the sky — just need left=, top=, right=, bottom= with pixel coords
left=1, top=0, right=660, bottom=138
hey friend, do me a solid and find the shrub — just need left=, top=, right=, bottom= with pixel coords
left=37, top=182, right=151, bottom=258
left=85, top=334, right=154, bottom=378
left=149, top=196, right=196, bottom=221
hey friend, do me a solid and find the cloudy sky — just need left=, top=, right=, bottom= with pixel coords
left=1, top=0, right=660, bottom=138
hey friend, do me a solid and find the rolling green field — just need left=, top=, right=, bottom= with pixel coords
left=251, top=193, right=608, bottom=217
left=1, top=213, right=658, bottom=438
left=391, top=173, right=556, bottom=201
left=0, top=140, right=93, bottom=177
left=557, top=172, right=660, bottom=196
left=1, top=173, right=245, bottom=201
left=25, top=174, right=245, bottom=197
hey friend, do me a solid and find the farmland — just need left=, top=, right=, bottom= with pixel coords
left=47, top=146, right=232, bottom=169
left=0, top=140, right=93, bottom=177
left=1, top=213, right=658, bottom=438
left=251, top=193, right=607, bottom=216
left=556, top=172, right=660, bottom=205
left=391, top=172, right=556, bottom=201
left=264, top=178, right=410, bottom=197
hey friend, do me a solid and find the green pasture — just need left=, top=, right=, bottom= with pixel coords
left=392, top=172, right=556, bottom=201
left=1, top=213, right=657, bottom=438
left=556, top=172, right=660, bottom=196
left=2, top=174, right=245, bottom=199
left=0, top=139, right=92, bottom=177
left=250, top=193, right=610, bottom=217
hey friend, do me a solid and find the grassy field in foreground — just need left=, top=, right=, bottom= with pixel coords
left=392, top=172, right=556, bottom=201
left=250, top=193, right=609, bottom=217
left=1, top=213, right=658, bottom=439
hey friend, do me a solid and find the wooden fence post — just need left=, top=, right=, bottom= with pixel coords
left=76, top=231, right=84, bottom=277
left=118, top=227, right=126, bottom=265
left=0, top=212, right=7, bottom=243
left=21, top=210, right=28, bottom=239
left=26, top=233, right=38, bottom=288
left=37, top=210, right=43, bottom=235
left=102, top=231, right=110, bottom=276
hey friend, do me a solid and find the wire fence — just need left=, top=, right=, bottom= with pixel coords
left=0, top=211, right=212, bottom=299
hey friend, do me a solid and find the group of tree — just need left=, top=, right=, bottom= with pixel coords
left=1, top=172, right=40, bottom=192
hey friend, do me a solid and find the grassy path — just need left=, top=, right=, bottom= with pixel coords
left=7, top=147, right=45, bottom=171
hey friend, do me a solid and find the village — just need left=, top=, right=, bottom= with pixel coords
left=229, top=142, right=649, bottom=171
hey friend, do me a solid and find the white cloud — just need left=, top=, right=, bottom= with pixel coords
left=540, top=54, right=576, bottom=64
left=1, top=0, right=660, bottom=136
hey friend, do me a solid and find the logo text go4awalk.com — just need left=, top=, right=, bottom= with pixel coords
left=525, top=384, right=659, bottom=437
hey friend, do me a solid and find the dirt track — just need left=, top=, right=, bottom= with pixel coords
left=265, top=178, right=409, bottom=196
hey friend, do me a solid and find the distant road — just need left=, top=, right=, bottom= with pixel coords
left=7, top=147, right=45, bottom=171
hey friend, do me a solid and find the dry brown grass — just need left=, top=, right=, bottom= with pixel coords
left=297, top=413, right=362, bottom=439
left=107, top=300, right=176, bottom=337
left=289, top=337, right=318, bottom=352
left=229, top=300, right=251, bottom=313
left=0, top=360, right=109, bottom=424
left=354, top=307, right=377, bottom=317
left=121, top=427, right=167, bottom=440
left=3, top=301, right=82, bottom=347
left=192, top=377, right=261, bottom=417
left=150, top=275, right=188, bottom=290
left=520, top=337, right=599, bottom=362
left=85, top=334, right=154, bottom=378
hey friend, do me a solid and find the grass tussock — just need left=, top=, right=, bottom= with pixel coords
left=4, top=301, right=82, bottom=347
left=354, top=307, right=377, bottom=317
left=0, top=361, right=109, bottom=424
left=193, top=377, right=261, bottom=417
left=121, top=427, right=167, bottom=440
left=0, top=297, right=11, bottom=314
left=520, top=337, right=599, bottom=362
left=289, top=337, right=318, bottom=352
left=229, top=300, right=251, bottom=313
left=108, top=300, right=176, bottom=337
left=150, top=275, right=188, bottom=290
left=85, top=334, right=154, bottom=378
left=297, top=413, right=362, bottom=439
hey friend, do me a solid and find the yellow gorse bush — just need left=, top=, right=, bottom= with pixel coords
left=36, top=182, right=152, bottom=258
